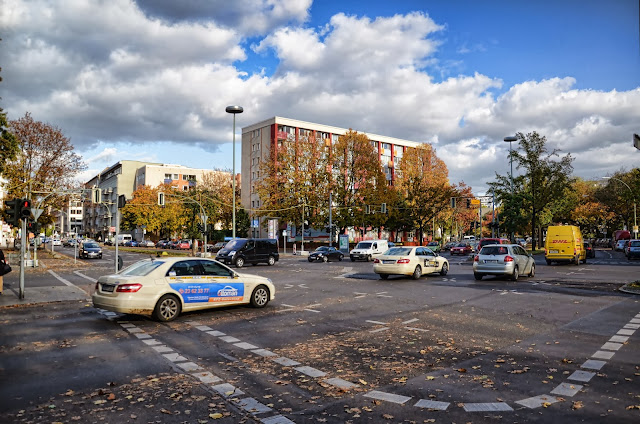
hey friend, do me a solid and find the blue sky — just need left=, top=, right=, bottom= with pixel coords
left=2, top=0, right=639, bottom=192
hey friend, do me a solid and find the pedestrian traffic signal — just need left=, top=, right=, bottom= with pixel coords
left=5, top=198, right=20, bottom=226
left=20, top=199, right=32, bottom=219
left=196, top=223, right=204, bottom=233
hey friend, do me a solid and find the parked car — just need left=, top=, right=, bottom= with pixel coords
left=308, top=246, right=344, bottom=262
left=63, top=239, right=78, bottom=247
left=175, top=239, right=191, bottom=250
left=104, top=239, right=114, bottom=246
left=208, top=241, right=227, bottom=253
left=124, top=240, right=139, bottom=247
left=167, top=240, right=179, bottom=249
left=142, top=240, right=155, bottom=248
left=583, top=242, right=595, bottom=258
left=92, top=257, right=275, bottom=322
left=450, top=243, right=472, bottom=255
left=373, top=246, right=449, bottom=280
left=426, top=241, right=441, bottom=253
left=615, top=239, right=628, bottom=252
left=626, top=240, right=640, bottom=260
left=80, top=242, right=103, bottom=259
left=473, top=244, right=535, bottom=281
left=478, top=238, right=510, bottom=250
left=216, top=238, right=279, bottom=268
left=442, top=242, right=457, bottom=252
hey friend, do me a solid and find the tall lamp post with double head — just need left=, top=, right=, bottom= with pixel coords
left=603, top=176, right=638, bottom=239
left=504, top=135, right=518, bottom=242
left=226, top=105, right=243, bottom=239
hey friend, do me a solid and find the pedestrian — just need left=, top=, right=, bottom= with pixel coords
left=0, top=249, right=5, bottom=295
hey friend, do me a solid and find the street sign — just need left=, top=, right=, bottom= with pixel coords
left=471, top=199, right=481, bottom=206
left=31, top=208, right=44, bottom=220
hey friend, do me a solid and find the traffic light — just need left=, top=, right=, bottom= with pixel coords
left=118, top=195, right=127, bottom=208
left=365, top=205, right=371, bottom=214
left=196, top=223, right=204, bottom=233
left=381, top=203, right=387, bottom=214
left=92, top=187, right=101, bottom=203
left=5, top=198, right=20, bottom=226
left=466, top=198, right=471, bottom=208
left=158, top=192, right=165, bottom=206
left=450, top=197, right=456, bottom=208
left=20, top=199, right=32, bottom=219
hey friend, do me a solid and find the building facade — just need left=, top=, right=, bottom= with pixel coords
left=83, top=161, right=223, bottom=241
left=241, top=116, right=421, bottom=239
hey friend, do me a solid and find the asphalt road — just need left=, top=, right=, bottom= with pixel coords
left=1, top=247, right=638, bottom=423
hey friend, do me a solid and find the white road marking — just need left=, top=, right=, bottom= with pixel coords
left=47, top=270, right=75, bottom=287
left=366, top=320, right=389, bottom=325
left=515, top=395, right=559, bottom=409
left=550, top=382, right=582, bottom=397
left=364, top=390, right=412, bottom=404
left=74, top=271, right=97, bottom=282
left=463, top=403, right=513, bottom=412
left=414, top=399, right=450, bottom=410
left=402, top=318, right=419, bottom=324
left=369, top=327, right=389, bottom=333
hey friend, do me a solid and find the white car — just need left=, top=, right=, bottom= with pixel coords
left=92, top=257, right=275, bottom=322
left=373, top=246, right=449, bottom=280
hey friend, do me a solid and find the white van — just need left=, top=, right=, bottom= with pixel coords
left=350, top=239, right=389, bottom=262
left=463, top=235, right=476, bottom=241
left=116, top=234, right=132, bottom=246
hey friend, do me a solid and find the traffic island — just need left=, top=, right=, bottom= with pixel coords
left=619, top=280, right=640, bottom=295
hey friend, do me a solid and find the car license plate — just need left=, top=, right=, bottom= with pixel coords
left=102, top=284, right=115, bottom=293
left=484, top=260, right=498, bottom=263
left=549, top=250, right=558, bottom=254
left=382, top=260, right=395, bottom=264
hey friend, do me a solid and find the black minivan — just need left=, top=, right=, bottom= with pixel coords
left=215, top=238, right=279, bottom=268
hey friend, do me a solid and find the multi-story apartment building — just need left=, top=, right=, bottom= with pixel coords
left=83, top=161, right=226, bottom=241
left=51, top=197, right=83, bottom=236
left=241, top=116, right=421, bottom=239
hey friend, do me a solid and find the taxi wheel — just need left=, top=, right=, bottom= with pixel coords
left=235, top=257, right=245, bottom=268
left=153, top=294, right=181, bottom=322
left=412, top=265, right=422, bottom=280
left=267, top=256, right=276, bottom=266
left=440, top=262, right=449, bottom=276
left=308, top=257, right=313, bottom=262
left=338, top=255, right=343, bottom=261
left=322, top=256, right=328, bottom=263
left=528, top=263, right=535, bottom=277
left=250, top=285, right=270, bottom=308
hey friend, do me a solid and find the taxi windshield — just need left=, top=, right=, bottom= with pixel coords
left=121, top=260, right=165, bottom=276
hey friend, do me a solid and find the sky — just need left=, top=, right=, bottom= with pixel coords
left=1, top=0, right=639, bottom=194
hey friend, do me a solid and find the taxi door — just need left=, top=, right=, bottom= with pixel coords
left=197, top=260, right=246, bottom=306
left=165, top=259, right=208, bottom=311
left=416, top=247, right=437, bottom=274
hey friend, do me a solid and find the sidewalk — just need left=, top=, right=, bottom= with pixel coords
left=0, top=251, right=91, bottom=309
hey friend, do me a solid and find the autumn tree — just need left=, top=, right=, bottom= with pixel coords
left=121, top=184, right=188, bottom=239
left=330, top=130, right=390, bottom=235
left=449, top=182, right=478, bottom=239
left=4, top=113, right=86, bottom=227
left=255, top=133, right=331, bottom=235
left=595, top=168, right=640, bottom=237
left=395, top=143, right=453, bottom=245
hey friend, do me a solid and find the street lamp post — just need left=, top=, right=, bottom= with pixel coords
left=504, top=136, right=517, bottom=242
left=603, top=176, right=638, bottom=238
left=226, top=105, right=243, bottom=239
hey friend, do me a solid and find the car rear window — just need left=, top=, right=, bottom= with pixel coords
left=481, top=246, right=508, bottom=255
left=630, top=241, right=640, bottom=247
left=121, top=260, right=165, bottom=276
left=385, top=247, right=412, bottom=256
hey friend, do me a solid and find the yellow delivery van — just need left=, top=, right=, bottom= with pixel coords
left=544, top=225, right=586, bottom=265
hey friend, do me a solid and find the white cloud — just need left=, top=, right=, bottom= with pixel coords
left=2, top=2, right=639, bottom=194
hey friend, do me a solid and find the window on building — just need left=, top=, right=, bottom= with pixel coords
left=164, top=173, right=172, bottom=180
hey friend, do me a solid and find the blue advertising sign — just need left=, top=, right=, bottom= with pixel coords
left=169, top=282, right=245, bottom=303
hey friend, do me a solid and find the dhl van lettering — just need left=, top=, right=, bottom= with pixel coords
left=552, top=240, right=569, bottom=243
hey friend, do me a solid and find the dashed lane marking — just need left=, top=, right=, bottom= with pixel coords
left=463, top=403, right=513, bottom=412
left=294, top=366, right=326, bottom=378
left=364, top=390, right=412, bottom=404
left=516, top=395, right=560, bottom=409
left=405, top=327, right=429, bottom=332
left=592, top=350, right=615, bottom=360
left=283, top=284, right=309, bottom=289
left=93, top=313, right=289, bottom=423
left=581, top=359, right=606, bottom=370
left=414, top=399, right=450, bottom=410
left=402, top=318, right=419, bottom=324
left=550, top=382, right=583, bottom=397
left=369, top=327, right=389, bottom=333
left=567, top=370, right=596, bottom=383
left=365, top=320, right=389, bottom=325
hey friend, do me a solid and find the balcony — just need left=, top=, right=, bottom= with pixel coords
left=276, top=130, right=289, bottom=140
